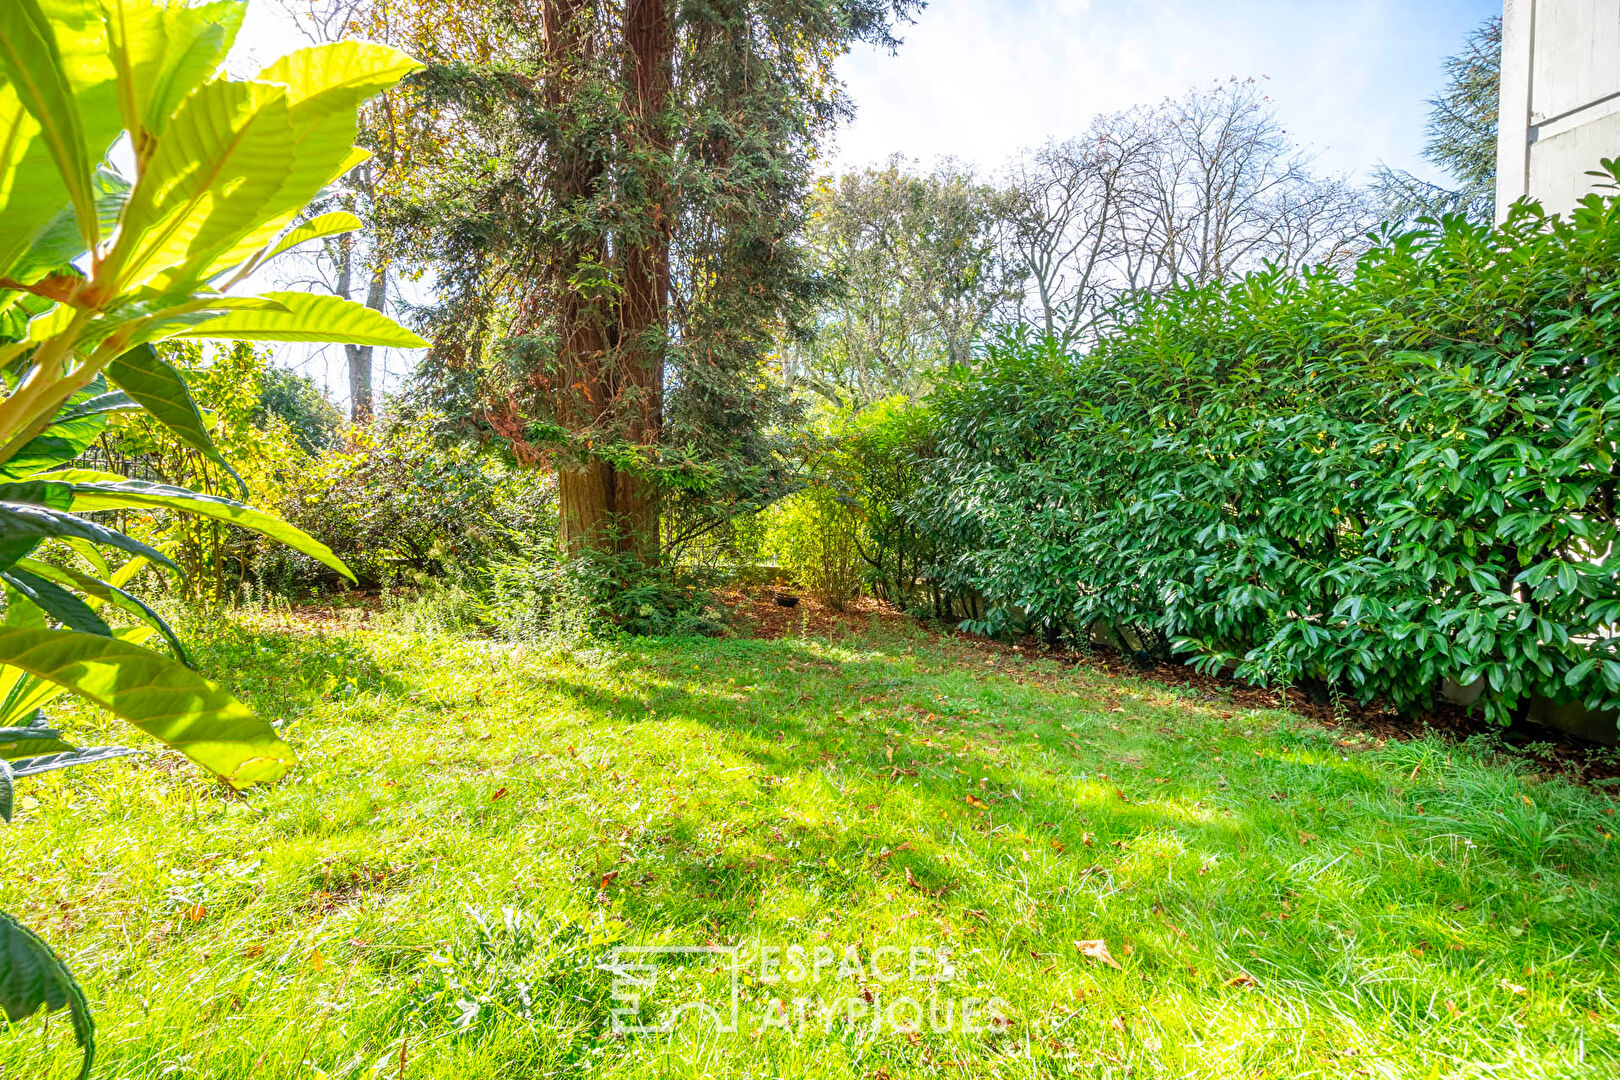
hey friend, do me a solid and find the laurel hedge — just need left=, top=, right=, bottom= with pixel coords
left=915, top=169, right=1620, bottom=724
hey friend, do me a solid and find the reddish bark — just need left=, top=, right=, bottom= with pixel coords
left=544, top=0, right=672, bottom=562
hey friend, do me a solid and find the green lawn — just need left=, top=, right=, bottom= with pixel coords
left=3, top=606, right=1619, bottom=1078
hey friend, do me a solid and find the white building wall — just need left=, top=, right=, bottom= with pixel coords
left=1496, top=0, right=1620, bottom=221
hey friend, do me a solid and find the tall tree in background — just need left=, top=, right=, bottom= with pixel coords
left=364, top=0, right=918, bottom=559
left=788, top=160, right=1022, bottom=407
left=1121, top=80, right=1373, bottom=291
left=1004, top=82, right=1373, bottom=353
left=1374, top=15, right=1500, bottom=222
left=791, top=82, right=1376, bottom=408
left=1004, top=121, right=1156, bottom=349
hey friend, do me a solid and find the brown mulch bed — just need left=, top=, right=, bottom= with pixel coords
left=715, top=585, right=912, bottom=640
left=713, top=587, right=1620, bottom=787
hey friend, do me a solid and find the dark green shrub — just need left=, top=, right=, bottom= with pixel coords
left=835, top=398, right=951, bottom=612
left=262, top=415, right=554, bottom=593
left=917, top=167, right=1620, bottom=724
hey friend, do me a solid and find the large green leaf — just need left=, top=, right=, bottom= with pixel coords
left=170, top=290, right=427, bottom=347
left=0, top=481, right=62, bottom=573
left=260, top=210, right=362, bottom=264
left=0, top=720, right=74, bottom=762
left=43, top=473, right=356, bottom=580
left=124, top=293, right=294, bottom=344
left=0, top=289, right=56, bottom=344
left=8, top=744, right=137, bottom=776
left=110, top=77, right=295, bottom=290
left=5, top=164, right=129, bottom=284
left=0, top=83, right=69, bottom=279
left=0, top=500, right=180, bottom=575
left=0, top=662, right=67, bottom=730
left=0, top=0, right=119, bottom=253
left=181, top=43, right=420, bottom=284
left=0, top=911, right=94, bottom=1080
left=0, top=672, right=69, bottom=726
left=15, top=555, right=189, bottom=664
left=105, top=343, right=245, bottom=494
left=143, top=2, right=245, bottom=135
left=0, top=617, right=155, bottom=726
left=54, top=388, right=138, bottom=423
left=260, top=41, right=421, bottom=115
left=0, top=479, right=73, bottom=510
left=128, top=41, right=416, bottom=291
left=1, top=567, right=111, bottom=635
left=0, top=626, right=296, bottom=786
left=0, top=405, right=107, bottom=478
left=2, top=583, right=49, bottom=627
left=100, top=0, right=245, bottom=152
left=0, top=375, right=130, bottom=479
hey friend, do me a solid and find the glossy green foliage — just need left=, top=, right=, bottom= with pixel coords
left=918, top=171, right=1620, bottom=725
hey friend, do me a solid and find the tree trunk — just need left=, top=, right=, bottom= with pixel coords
left=559, top=461, right=615, bottom=556
left=547, top=0, right=615, bottom=558
left=613, top=0, right=673, bottom=564
left=545, top=0, right=671, bottom=564
left=344, top=265, right=385, bottom=425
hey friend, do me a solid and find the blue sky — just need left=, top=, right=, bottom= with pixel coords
left=830, top=0, right=1501, bottom=182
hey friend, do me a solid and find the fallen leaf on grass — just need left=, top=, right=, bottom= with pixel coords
left=965, top=793, right=988, bottom=809
left=1075, top=939, right=1122, bottom=969
left=599, top=870, right=620, bottom=890
left=1500, top=979, right=1528, bottom=996
left=491, top=787, right=509, bottom=801
left=1225, top=972, right=1258, bottom=988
